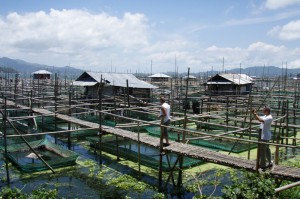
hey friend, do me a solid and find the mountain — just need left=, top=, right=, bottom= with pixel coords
left=0, top=57, right=83, bottom=77
left=174, top=66, right=300, bottom=78
left=225, top=66, right=300, bottom=78
left=1, top=57, right=300, bottom=78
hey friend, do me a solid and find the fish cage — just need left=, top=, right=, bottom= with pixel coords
left=87, top=136, right=203, bottom=171
left=144, top=126, right=257, bottom=153
left=35, top=116, right=98, bottom=138
left=0, top=137, right=79, bottom=172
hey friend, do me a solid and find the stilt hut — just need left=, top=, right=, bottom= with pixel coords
left=206, top=73, right=253, bottom=95
left=148, top=73, right=171, bottom=83
left=32, top=70, right=52, bottom=80
left=72, top=72, right=157, bottom=100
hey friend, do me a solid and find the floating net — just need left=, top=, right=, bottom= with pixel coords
left=75, top=115, right=117, bottom=127
left=144, top=126, right=257, bottom=153
left=0, top=137, right=79, bottom=173
left=87, top=136, right=202, bottom=171
left=34, top=116, right=98, bottom=138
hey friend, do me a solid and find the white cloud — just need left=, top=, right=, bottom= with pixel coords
left=247, top=42, right=286, bottom=52
left=197, top=42, right=294, bottom=70
left=265, top=0, right=300, bottom=10
left=223, top=10, right=300, bottom=26
left=278, top=20, right=300, bottom=40
left=289, top=59, right=300, bottom=68
left=0, top=9, right=149, bottom=69
left=0, top=9, right=299, bottom=73
left=268, top=20, right=300, bottom=40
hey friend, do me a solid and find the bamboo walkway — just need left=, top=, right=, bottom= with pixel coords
left=26, top=106, right=300, bottom=181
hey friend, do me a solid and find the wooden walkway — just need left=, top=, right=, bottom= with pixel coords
left=28, top=107, right=300, bottom=181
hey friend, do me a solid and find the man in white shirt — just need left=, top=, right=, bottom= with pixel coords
left=252, top=107, right=273, bottom=169
left=158, top=97, right=171, bottom=146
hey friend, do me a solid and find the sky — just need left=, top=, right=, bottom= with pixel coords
left=0, top=0, right=300, bottom=73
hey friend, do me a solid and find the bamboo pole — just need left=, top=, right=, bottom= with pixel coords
left=159, top=117, right=164, bottom=190
left=98, top=76, right=103, bottom=165
left=3, top=97, right=10, bottom=185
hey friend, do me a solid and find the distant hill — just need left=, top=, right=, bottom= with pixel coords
left=1, top=57, right=300, bottom=78
left=171, top=66, right=300, bottom=78
left=226, top=66, right=300, bottom=78
left=0, top=57, right=83, bottom=78
left=0, top=66, right=18, bottom=73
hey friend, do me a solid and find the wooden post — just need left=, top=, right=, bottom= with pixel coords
left=293, top=102, right=296, bottom=146
left=285, top=100, right=289, bottom=159
left=275, top=131, right=280, bottom=165
left=126, top=79, right=130, bottom=108
left=226, top=96, right=229, bottom=131
left=114, top=87, right=117, bottom=124
left=54, top=73, right=58, bottom=144
left=256, top=130, right=262, bottom=171
left=248, top=96, right=253, bottom=160
left=37, top=76, right=40, bottom=97
left=138, top=120, right=141, bottom=180
left=178, top=67, right=190, bottom=187
left=68, top=92, right=72, bottom=149
left=21, top=79, right=24, bottom=95
left=98, top=76, right=103, bottom=165
left=285, top=100, right=289, bottom=146
left=116, top=136, right=120, bottom=161
left=41, top=93, right=44, bottom=127
left=3, top=97, right=10, bottom=185
left=171, top=78, right=174, bottom=114
left=14, top=74, right=18, bottom=103
left=159, top=117, right=164, bottom=190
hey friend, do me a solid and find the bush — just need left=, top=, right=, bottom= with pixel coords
left=0, top=187, right=26, bottom=199
left=222, top=171, right=275, bottom=199
left=0, top=187, right=59, bottom=199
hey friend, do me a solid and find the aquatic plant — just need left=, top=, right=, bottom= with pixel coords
left=185, top=168, right=227, bottom=198
left=152, top=192, right=166, bottom=199
left=222, top=171, right=275, bottom=199
left=0, top=187, right=59, bottom=199
left=107, top=174, right=152, bottom=192
left=0, top=187, right=26, bottom=199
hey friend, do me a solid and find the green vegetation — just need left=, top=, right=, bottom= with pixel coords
left=222, top=170, right=275, bottom=199
left=0, top=187, right=59, bottom=199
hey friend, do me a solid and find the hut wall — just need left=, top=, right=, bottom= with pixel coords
left=151, top=77, right=168, bottom=83
left=85, top=86, right=150, bottom=99
left=33, top=74, right=51, bottom=80
left=208, top=84, right=251, bottom=95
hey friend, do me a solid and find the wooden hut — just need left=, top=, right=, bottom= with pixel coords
left=206, top=73, right=253, bottom=95
left=32, top=70, right=52, bottom=80
left=72, top=72, right=157, bottom=100
left=148, top=73, right=171, bottom=83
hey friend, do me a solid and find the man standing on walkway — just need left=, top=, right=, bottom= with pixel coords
left=158, top=97, right=171, bottom=146
left=252, top=107, right=273, bottom=169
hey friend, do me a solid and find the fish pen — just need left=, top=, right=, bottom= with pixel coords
left=1, top=72, right=300, bottom=196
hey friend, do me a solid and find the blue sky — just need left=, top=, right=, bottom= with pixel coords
left=0, top=0, right=300, bottom=73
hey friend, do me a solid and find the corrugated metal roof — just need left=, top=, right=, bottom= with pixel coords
left=206, top=82, right=233, bottom=85
left=72, top=81, right=97, bottom=86
left=148, top=73, right=171, bottom=78
left=32, top=70, right=52, bottom=74
left=208, top=73, right=253, bottom=85
left=183, top=75, right=197, bottom=79
left=74, top=72, right=157, bottom=89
